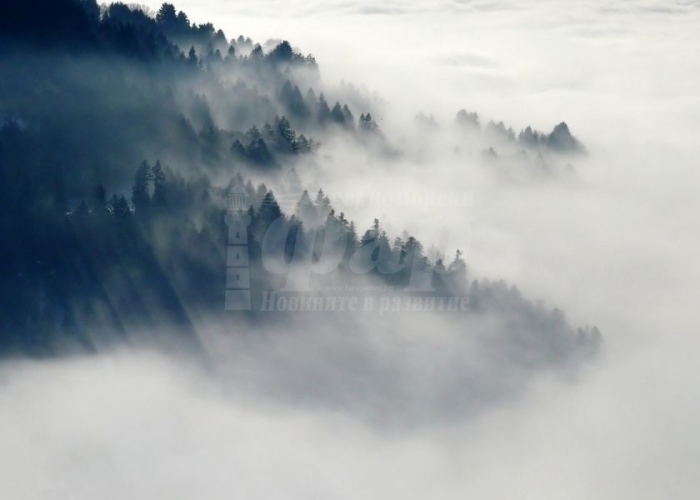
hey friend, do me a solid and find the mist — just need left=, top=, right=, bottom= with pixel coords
left=1, top=0, right=699, bottom=498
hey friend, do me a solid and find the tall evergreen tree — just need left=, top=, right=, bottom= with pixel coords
left=317, top=93, right=331, bottom=124
left=132, top=160, right=152, bottom=216
left=152, top=161, right=166, bottom=210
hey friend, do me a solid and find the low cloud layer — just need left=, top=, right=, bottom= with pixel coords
left=1, top=341, right=698, bottom=499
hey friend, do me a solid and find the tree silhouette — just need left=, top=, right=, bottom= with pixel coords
left=132, top=160, right=152, bottom=217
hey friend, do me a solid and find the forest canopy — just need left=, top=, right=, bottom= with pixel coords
left=0, top=0, right=598, bottom=364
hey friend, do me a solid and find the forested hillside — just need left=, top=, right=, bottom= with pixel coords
left=0, top=0, right=598, bottom=361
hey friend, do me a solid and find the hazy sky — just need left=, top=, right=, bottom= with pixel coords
left=2, top=1, right=699, bottom=498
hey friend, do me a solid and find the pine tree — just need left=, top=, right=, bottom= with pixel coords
left=330, top=102, right=345, bottom=125
left=109, top=194, right=131, bottom=220
left=188, top=46, right=198, bottom=65
left=275, top=116, right=298, bottom=153
left=295, top=190, right=315, bottom=222
left=247, top=137, right=274, bottom=166
left=342, top=105, right=355, bottom=129
left=447, top=249, right=467, bottom=286
left=359, top=112, right=379, bottom=133
left=314, top=189, right=331, bottom=220
left=269, top=41, right=294, bottom=62
left=317, top=93, right=331, bottom=124
left=152, top=161, right=166, bottom=210
left=131, top=160, right=152, bottom=216
left=156, top=3, right=177, bottom=26
left=231, top=139, right=247, bottom=159
left=256, top=191, right=284, bottom=243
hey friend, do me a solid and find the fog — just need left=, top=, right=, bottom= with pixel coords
left=2, top=0, right=700, bottom=498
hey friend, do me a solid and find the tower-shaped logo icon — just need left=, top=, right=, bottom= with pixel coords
left=225, top=183, right=252, bottom=311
